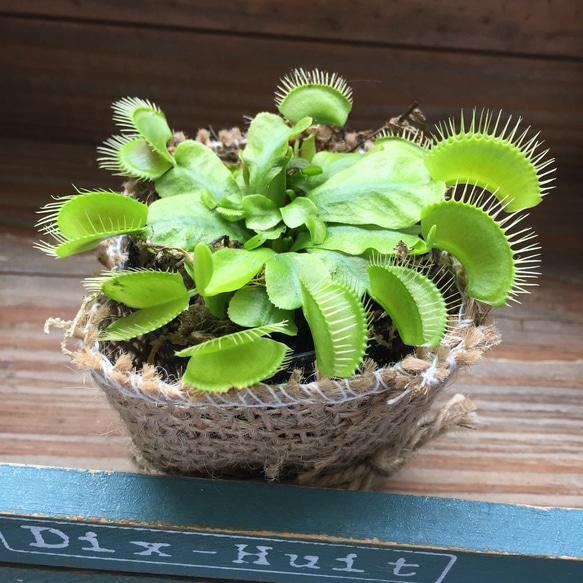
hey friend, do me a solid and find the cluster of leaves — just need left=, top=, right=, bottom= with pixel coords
left=37, top=69, right=554, bottom=392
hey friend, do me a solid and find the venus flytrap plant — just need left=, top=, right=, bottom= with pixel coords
left=36, top=68, right=554, bottom=393
left=97, top=97, right=175, bottom=179
left=35, top=189, right=149, bottom=257
left=300, top=278, right=369, bottom=378
left=367, top=258, right=449, bottom=347
left=84, top=270, right=196, bottom=341
left=275, top=68, right=353, bottom=126
left=424, top=109, right=555, bottom=212
left=420, top=182, right=540, bottom=306
left=175, top=323, right=293, bottom=392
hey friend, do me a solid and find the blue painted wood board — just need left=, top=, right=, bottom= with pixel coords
left=0, top=464, right=581, bottom=582
left=1, top=564, right=227, bottom=582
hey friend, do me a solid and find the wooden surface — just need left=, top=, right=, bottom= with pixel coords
left=1, top=7, right=582, bottom=165
left=0, top=2, right=582, bottom=508
left=3, top=0, right=582, bottom=58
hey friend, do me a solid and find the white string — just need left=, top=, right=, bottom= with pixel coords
left=245, top=389, right=267, bottom=405
left=87, top=294, right=477, bottom=409
left=93, top=356, right=411, bottom=409
left=446, top=354, right=458, bottom=373
left=336, top=380, right=349, bottom=401
left=373, top=369, right=390, bottom=392
left=277, top=385, right=297, bottom=403
left=420, top=356, right=440, bottom=387
left=387, top=388, right=411, bottom=405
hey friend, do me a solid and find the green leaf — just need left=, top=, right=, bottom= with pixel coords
left=35, top=237, right=109, bottom=258
left=99, top=270, right=188, bottom=308
left=242, top=113, right=289, bottom=198
left=300, top=278, right=368, bottom=378
left=112, top=97, right=174, bottom=162
left=312, top=150, right=363, bottom=179
left=132, top=109, right=174, bottom=163
left=242, top=113, right=311, bottom=206
left=288, top=150, right=361, bottom=194
left=264, top=252, right=330, bottom=310
left=36, top=191, right=148, bottom=258
left=420, top=197, right=516, bottom=306
left=101, top=297, right=190, bottom=341
left=287, top=156, right=311, bottom=171
left=55, top=192, right=147, bottom=241
left=201, top=188, right=219, bottom=210
left=425, top=110, right=555, bottom=211
left=280, top=196, right=318, bottom=229
left=192, top=243, right=214, bottom=296
left=307, top=249, right=371, bottom=295
left=260, top=223, right=287, bottom=240
left=178, top=323, right=288, bottom=357
left=87, top=270, right=191, bottom=341
left=265, top=165, right=288, bottom=207
left=176, top=323, right=292, bottom=391
left=147, top=191, right=250, bottom=249
left=367, top=262, right=448, bottom=347
left=155, top=140, right=242, bottom=204
left=203, top=247, right=275, bottom=296
left=305, top=216, right=327, bottom=245
left=214, top=207, right=245, bottom=222
left=301, top=132, right=317, bottom=162
left=300, top=165, right=324, bottom=177
left=308, top=141, right=446, bottom=229
left=313, top=224, right=425, bottom=256
left=204, top=292, right=232, bottom=318
left=243, top=233, right=267, bottom=251
left=375, top=133, right=428, bottom=155
left=228, top=286, right=297, bottom=335
left=97, top=136, right=173, bottom=180
left=275, top=69, right=353, bottom=126
left=180, top=338, right=290, bottom=392
left=242, top=195, right=282, bottom=230
left=244, top=224, right=287, bottom=250
left=289, top=231, right=313, bottom=252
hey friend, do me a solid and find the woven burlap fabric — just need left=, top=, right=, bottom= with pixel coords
left=60, top=290, right=500, bottom=490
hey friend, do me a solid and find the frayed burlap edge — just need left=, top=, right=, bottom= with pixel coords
left=49, top=288, right=500, bottom=490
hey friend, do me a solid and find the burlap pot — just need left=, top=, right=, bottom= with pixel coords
left=56, top=276, right=499, bottom=490
left=48, top=126, right=501, bottom=490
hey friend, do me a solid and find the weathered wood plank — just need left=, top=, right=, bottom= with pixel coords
left=0, top=232, right=98, bottom=278
left=0, top=16, right=581, bottom=167
left=488, top=279, right=583, bottom=361
left=0, top=465, right=581, bottom=582
left=1, top=565, right=218, bottom=582
left=0, top=265, right=138, bottom=472
left=2, top=0, right=581, bottom=58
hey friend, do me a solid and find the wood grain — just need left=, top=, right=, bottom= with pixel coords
left=0, top=15, right=581, bottom=169
left=2, top=0, right=582, bottom=58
